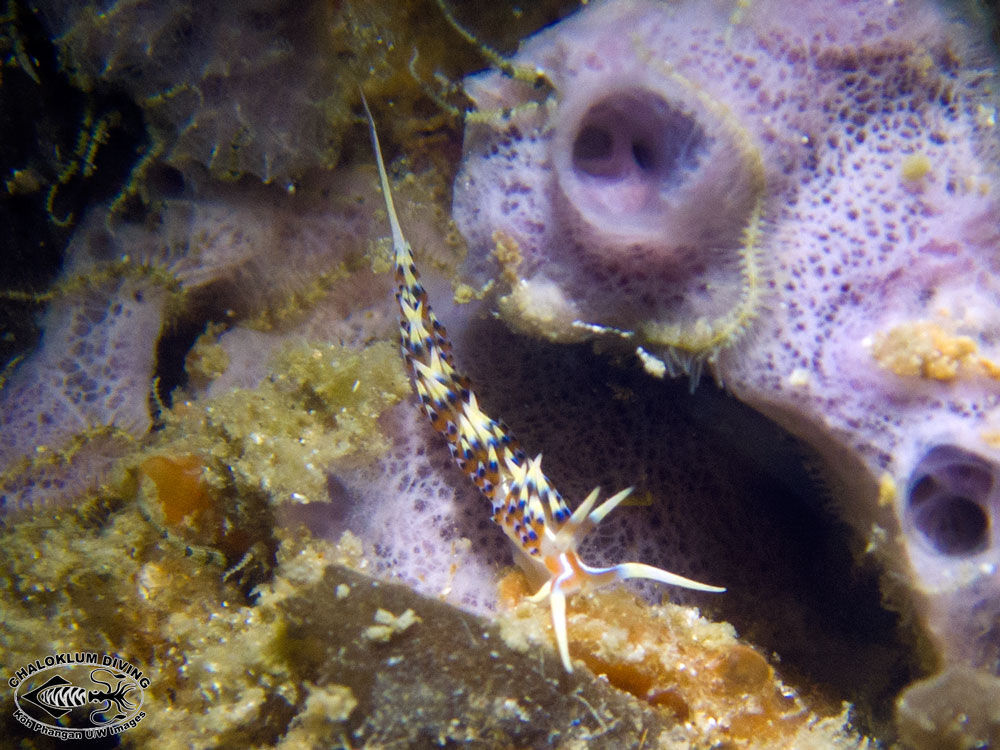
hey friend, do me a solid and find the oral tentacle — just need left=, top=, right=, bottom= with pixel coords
left=548, top=577, right=570, bottom=672
left=611, top=562, right=726, bottom=593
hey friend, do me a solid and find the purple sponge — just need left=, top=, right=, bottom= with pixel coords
left=451, top=0, right=1000, bottom=714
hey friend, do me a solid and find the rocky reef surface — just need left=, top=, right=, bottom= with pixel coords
left=0, top=0, right=997, bottom=747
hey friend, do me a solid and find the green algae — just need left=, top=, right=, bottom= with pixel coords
left=0, top=515, right=673, bottom=748
left=156, top=338, right=410, bottom=509
left=0, top=509, right=873, bottom=750
left=0, top=333, right=410, bottom=746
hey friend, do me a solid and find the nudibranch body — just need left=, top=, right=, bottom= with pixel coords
left=363, top=97, right=723, bottom=672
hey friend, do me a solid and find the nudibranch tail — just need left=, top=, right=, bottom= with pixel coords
left=363, top=93, right=724, bottom=673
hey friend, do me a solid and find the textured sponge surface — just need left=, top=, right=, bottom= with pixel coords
left=0, top=277, right=165, bottom=513
left=0, top=279, right=164, bottom=462
left=452, top=0, right=1000, bottom=689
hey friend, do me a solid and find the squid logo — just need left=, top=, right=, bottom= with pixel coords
left=9, top=653, right=148, bottom=740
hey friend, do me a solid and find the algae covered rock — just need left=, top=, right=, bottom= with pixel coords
left=0, top=512, right=870, bottom=749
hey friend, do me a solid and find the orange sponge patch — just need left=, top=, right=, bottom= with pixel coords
left=498, top=573, right=849, bottom=747
left=140, top=454, right=212, bottom=525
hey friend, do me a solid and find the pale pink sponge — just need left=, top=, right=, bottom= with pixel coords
left=454, top=0, right=780, bottom=371
left=0, top=171, right=382, bottom=516
left=452, top=0, right=1000, bottom=733
left=0, top=274, right=166, bottom=515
